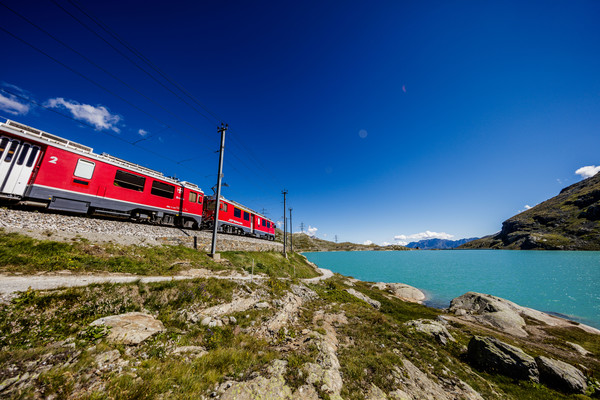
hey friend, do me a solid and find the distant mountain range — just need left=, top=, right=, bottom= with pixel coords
left=405, top=238, right=478, bottom=250
left=460, top=172, right=600, bottom=250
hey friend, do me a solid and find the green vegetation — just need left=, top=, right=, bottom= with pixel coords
left=0, top=230, right=226, bottom=275
left=277, top=230, right=410, bottom=252
left=0, top=231, right=598, bottom=399
left=221, top=250, right=319, bottom=279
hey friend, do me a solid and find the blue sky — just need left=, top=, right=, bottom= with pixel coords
left=1, top=1, right=599, bottom=245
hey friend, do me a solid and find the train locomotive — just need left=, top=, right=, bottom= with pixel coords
left=0, top=119, right=275, bottom=240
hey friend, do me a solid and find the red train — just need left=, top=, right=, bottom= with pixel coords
left=0, top=119, right=275, bottom=240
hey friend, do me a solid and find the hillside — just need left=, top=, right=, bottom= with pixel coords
left=1, top=231, right=599, bottom=399
left=276, top=231, right=410, bottom=252
left=461, top=173, right=600, bottom=250
left=406, top=237, right=478, bottom=250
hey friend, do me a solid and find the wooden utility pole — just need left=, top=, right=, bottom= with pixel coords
left=282, top=189, right=288, bottom=257
left=289, top=208, right=293, bottom=253
left=210, top=123, right=227, bottom=258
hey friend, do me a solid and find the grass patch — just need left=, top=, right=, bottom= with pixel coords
left=221, top=251, right=319, bottom=279
left=0, top=230, right=224, bottom=275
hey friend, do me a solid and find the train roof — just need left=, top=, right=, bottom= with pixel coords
left=0, top=119, right=203, bottom=193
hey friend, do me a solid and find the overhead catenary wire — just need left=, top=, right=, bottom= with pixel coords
left=2, top=1, right=285, bottom=200
left=0, top=1, right=219, bottom=152
left=63, top=0, right=283, bottom=189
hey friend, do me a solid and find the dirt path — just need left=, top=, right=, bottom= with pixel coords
left=0, top=267, right=335, bottom=298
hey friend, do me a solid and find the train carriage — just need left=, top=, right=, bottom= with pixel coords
left=203, top=196, right=275, bottom=240
left=0, top=119, right=204, bottom=228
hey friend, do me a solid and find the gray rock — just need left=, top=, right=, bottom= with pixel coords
left=255, top=301, right=270, bottom=309
left=372, top=282, right=426, bottom=303
left=535, top=356, right=588, bottom=394
left=90, top=312, right=165, bottom=345
left=345, top=288, right=381, bottom=309
left=405, top=319, right=456, bottom=345
left=467, top=336, right=539, bottom=382
left=201, top=316, right=212, bottom=326
left=220, top=375, right=293, bottom=400
left=566, top=341, right=590, bottom=356
left=229, top=316, right=237, bottom=324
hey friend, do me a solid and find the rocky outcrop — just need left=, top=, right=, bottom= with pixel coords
left=535, top=356, right=588, bottom=394
left=257, top=285, right=317, bottom=337
left=345, top=288, right=381, bottom=309
left=371, top=282, right=426, bottom=303
left=467, top=336, right=539, bottom=382
left=459, top=173, right=600, bottom=250
left=449, top=292, right=600, bottom=337
left=89, top=312, right=165, bottom=345
left=220, top=360, right=293, bottom=400
left=405, top=319, right=455, bottom=345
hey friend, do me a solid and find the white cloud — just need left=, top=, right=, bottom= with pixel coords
left=306, top=225, right=318, bottom=237
left=363, top=240, right=373, bottom=245
left=524, top=205, right=532, bottom=210
left=393, top=230, right=454, bottom=245
left=276, top=220, right=283, bottom=228
left=138, top=129, right=148, bottom=136
left=381, top=241, right=391, bottom=246
left=0, top=92, right=30, bottom=116
left=45, top=98, right=121, bottom=132
left=575, top=165, right=600, bottom=179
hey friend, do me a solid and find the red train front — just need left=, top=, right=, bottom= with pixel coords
left=0, top=119, right=204, bottom=228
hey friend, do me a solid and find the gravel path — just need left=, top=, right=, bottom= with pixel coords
left=0, top=267, right=335, bottom=299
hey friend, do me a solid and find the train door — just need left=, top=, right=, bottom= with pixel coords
left=0, top=137, right=41, bottom=197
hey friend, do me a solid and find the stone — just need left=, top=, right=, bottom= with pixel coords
left=467, top=336, right=539, bottom=382
left=405, top=319, right=456, bottom=345
left=94, top=349, right=121, bottom=366
left=255, top=301, right=270, bottom=309
left=172, top=346, right=207, bottom=356
left=566, top=341, right=590, bottom=356
left=535, top=356, right=587, bottom=394
left=220, top=375, right=293, bottom=400
left=292, top=384, right=320, bottom=400
left=345, top=288, right=381, bottom=309
left=201, top=316, right=212, bottom=326
left=90, top=312, right=165, bottom=345
left=449, top=292, right=600, bottom=337
left=372, top=282, right=426, bottom=303
left=366, top=384, right=388, bottom=400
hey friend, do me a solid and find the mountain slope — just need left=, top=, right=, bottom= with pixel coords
left=461, top=173, right=600, bottom=250
left=405, top=238, right=478, bottom=250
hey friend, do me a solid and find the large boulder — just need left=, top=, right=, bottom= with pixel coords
left=405, top=319, right=455, bottom=345
left=535, top=356, right=588, bottom=394
left=372, top=282, right=426, bottom=303
left=467, top=336, right=539, bottom=382
left=90, top=312, right=165, bottom=345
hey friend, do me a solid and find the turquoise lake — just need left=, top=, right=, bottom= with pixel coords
left=303, top=250, right=600, bottom=329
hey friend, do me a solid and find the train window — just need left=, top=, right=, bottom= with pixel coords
left=197, top=196, right=202, bottom=204
left=4, top=141, right=19, bottom=163
left=220, top=203, right=228, bottom=212
left=114, top=170, right=146, bottom=191
left=16, top=144, right=30, bottom=166
left=151, top=181, right=175, bottom=199
left=234, top=207, right=241, bottom=218
left=26, top=147, right=39, bottom=167
left=74, top=159, right=95, bottom=179
left=262, top=219, right=266, bottom=227
left=205, top=201, right=215, bottom=211
left=0, top=138, right=8, bottom=158
left=189, top=192, right=197, bottom=203
left=244, top=211, right=250, bottom=221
